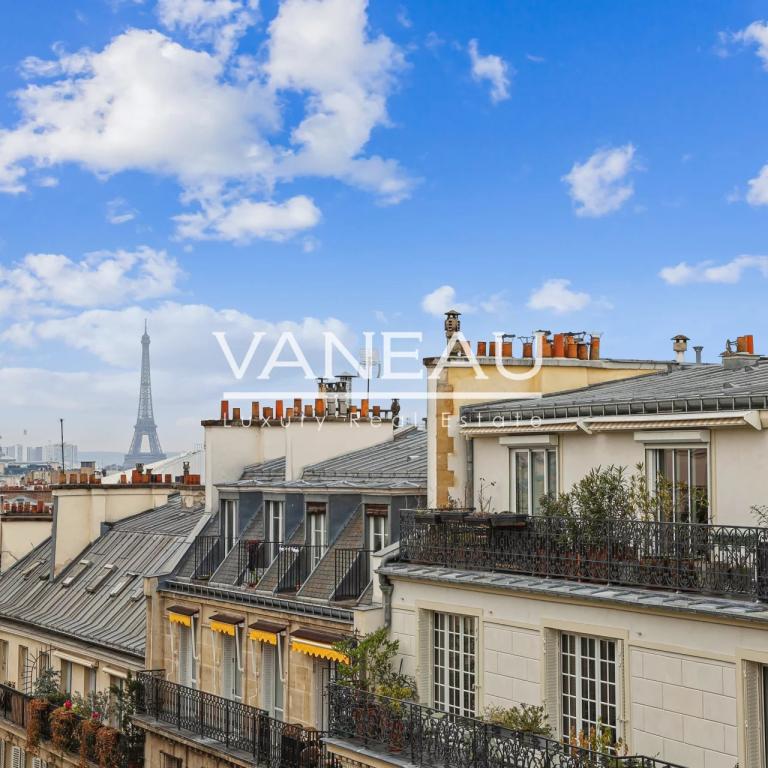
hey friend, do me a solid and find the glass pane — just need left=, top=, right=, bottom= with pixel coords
left=691, top=448, right=708, bottom=524
left=653, top=449, right=674, bottom=522
left=547, top=450, right=557, bottom=496
left=675, top=450, right=690, bottom=523
left=532, top=451, right=546, bottom=515
left=515, top=452, right=529, bottom=515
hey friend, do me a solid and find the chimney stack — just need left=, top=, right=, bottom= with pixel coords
left=672, top=334, right=689, bottom=364
left=693, top=346, right=703, bottom=365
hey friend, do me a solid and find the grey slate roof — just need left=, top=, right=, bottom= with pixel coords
left=224, top=428, right=427, bottom=491
left=0, top=494, right=204, bottom=657
left=380, top=562, right=768, bottom=625
left=462, top=359, right=768, bottom=422
left=239, top=457, right=286, bottom=481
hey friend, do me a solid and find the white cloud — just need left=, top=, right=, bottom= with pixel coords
left=174, top=194, right=321, bottom=242
left=731, top=21, right=768, bottom=68
left=396, top=6, right=412, bottom=29
left=0, top=247, right=181, bottom=316
left=659, top=255, right=768, bottom=285
left=468, top=39, right=511, bottom=103
left=0, top=0, right=413, bottom=240
left=746, top=164, right=768, bottom=206
left=421, top=285, right=473, bottom=316
left=527, top=278, right=592, bottom=314
left=106, top=197, right=137, bottom=224
left=562, top=144, right=637, bottom=217
left=156, top=0, right=258, bottom=59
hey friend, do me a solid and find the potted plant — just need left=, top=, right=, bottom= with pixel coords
left=484, top=703, right=551, bottom=750
left=94, top=724, right=122, bottom=768
left=26, top=698, right=50, bottom=750
left=50, top=700, right=80, bottom=753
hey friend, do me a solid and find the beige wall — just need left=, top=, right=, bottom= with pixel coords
left=385, top=575, right=763, bottom=768
left=205, top=420, right=395, bottom=512
left=0, top=517, right=51, bottom=573
left=427, top=358, right=667, bottom=508
left=470, top=424, right=768, bottom=525
left=53, top=485, right=182, bottom=575
left=152, top=591, right=352, bottom=729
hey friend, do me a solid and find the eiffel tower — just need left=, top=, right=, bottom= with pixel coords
left=124, top=321, right=166, bottom=468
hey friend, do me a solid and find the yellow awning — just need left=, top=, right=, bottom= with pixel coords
left=169, top=612, right=192, bottom=627
left=291, top=639, right=349, bottom=664
left=249, top=629, right=278, bottom=645
left=211, top=620, right=236, bottom=636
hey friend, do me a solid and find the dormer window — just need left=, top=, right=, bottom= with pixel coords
left=221, top=498, right=238, bottom=554
left=307, top=502, right=327, bottom=569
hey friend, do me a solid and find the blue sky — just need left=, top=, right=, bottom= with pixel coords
left=1, top=0, right=768, bottom=452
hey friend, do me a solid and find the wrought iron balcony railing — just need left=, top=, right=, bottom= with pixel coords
left=192, top=535, right=224, bottom=580
left=328, top=683, right=684, bottom=768
left=399, top=510, right=768, bottom=601
left=333, top=548, right=372, bottom=601
left=276, top=544, right=326, bottom=593
left=135, top=672, right=336, bottom=767
left=237, top=540, right=276, bottom=586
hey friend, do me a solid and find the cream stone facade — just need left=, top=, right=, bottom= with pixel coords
left=0, top=512, right=52, bottom=573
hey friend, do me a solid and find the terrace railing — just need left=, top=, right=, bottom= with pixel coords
left=333, top=548, right=372, bottom=601
left=192, top=536, right=223, bottom=581
left=135, top=672, right=336, bottom=767
left=237, top=540, right=276, bottom=586
left=276, top=544, right=326, bottom=593
left=328, top=683, right=684, bottom=768
left=0, top=682, right=29, bottom=728
left=399, top=510, right=768, bottom=601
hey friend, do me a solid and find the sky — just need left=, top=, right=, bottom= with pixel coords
left=2, top=0, right=768, bottom=453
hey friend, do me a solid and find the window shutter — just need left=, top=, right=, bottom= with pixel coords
left=32, top=758, right=43, bottom=768
left=261, top=645, right=276, bottom=716
left=178, top=627, right=189, bottom=686
left=11, top=747, right=23, bottom=768
left=221, top=634, right=234, bottom=699
left=615, top=640, right=627, bottom=739
left=542, top=629, right=561, bottom=738
left=743, top=661, right=762, bottom=768
left=0, top=740, right=5, bottom=768
left=416, top=610, right=434, bottom=706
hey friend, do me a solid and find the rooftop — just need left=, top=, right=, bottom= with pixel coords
left=0, top=493, right=204, bottom=657
left=462, top=357, right=768, bottom=422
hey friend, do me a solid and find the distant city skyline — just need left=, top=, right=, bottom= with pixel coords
left=1, top=1, right=768, bottom=449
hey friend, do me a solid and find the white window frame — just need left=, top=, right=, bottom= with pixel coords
left=509, top=447, right=557, bottom=515
left=266, top=500, right=285, bottom=559
left=646, top=445, right=710, bottom=524
left=368, top=515, right=389, bottom=553
left=560, top=632, right=618, bottom=743
left=433, top=612, right=476, bottom=717
left=275, top=635, right=286, bottom=721
left=221, top=499, right=239, bottom=554
left=309, top=508, right=327, bottom=568
left=60, top=660, right=73, bottom=695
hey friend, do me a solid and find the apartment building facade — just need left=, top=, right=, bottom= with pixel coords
left=324, top=347, right=768, bottom=768
left=134, top=398, right=426, bottom=768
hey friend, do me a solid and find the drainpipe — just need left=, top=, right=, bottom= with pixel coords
left=377, top=548, right=399, bottom=628
left=465, top=437, right=474, bottom=508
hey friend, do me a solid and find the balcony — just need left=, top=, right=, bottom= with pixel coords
left=0, top=682, right=143, bottom=766
left=135, top=672, right=336, bottom=767
left=333, top=548, right=372, bottom=601
left=275, top=544, right=326, bottom=592
left=399, top=510, right=768, bottom=601
left=327, top=683, right=684, bottom=768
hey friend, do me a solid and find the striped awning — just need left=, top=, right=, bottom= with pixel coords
left=590, top=417, right=750, bottom=431
left=209, top=613, right=244, bottom=636
left=248, top=621, right=285, bottom=645
left=167, top=605, right=198, bottom=627
left=290, top=629, right=349, bottom=664
left=460, top=422, right=579, bottom=437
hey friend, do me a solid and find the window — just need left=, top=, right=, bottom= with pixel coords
left=221, top=499, right=238, bottom=554
left=17, top=646, right=27, bottom=691
left=561, top=633, right=618, bottom=743
left=10, top=747, right=24, bottom=768
left=161, top=754, right=182, bottom=768
left=510, top=448, right=557, bottom=515
left=315, top=660, right=337, bottom=730
left=86, top=564, right=116, bottom=594
left=0, top=640, right=8, bottom=682
left=367, top=512, right=389, bottom=553
left=220, top=628, right=243, bottom=702
left=433, top=613, right=476, bottom=717
left=87, top=668, right=97, bottom=696
left=308, top=503, right=327, bottom=569
left=61, top=559, right=91, bottom=588
left=178, top=621, right=197, bottom=688
left=266, top=500, right=285, bottom=559
left=109, top=675, right=125, bottom=727
left=60, top=660, right=73, bottom=695
left=647, top=447, right=708, bottom=523
left=260, top=637, right=286, bottom=721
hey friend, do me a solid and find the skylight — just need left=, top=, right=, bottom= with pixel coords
left=85, top=563, right=116, bottom=594
left=109, top=572, right=138, bottom=598
left=61, top=560, right=91, bottom=588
